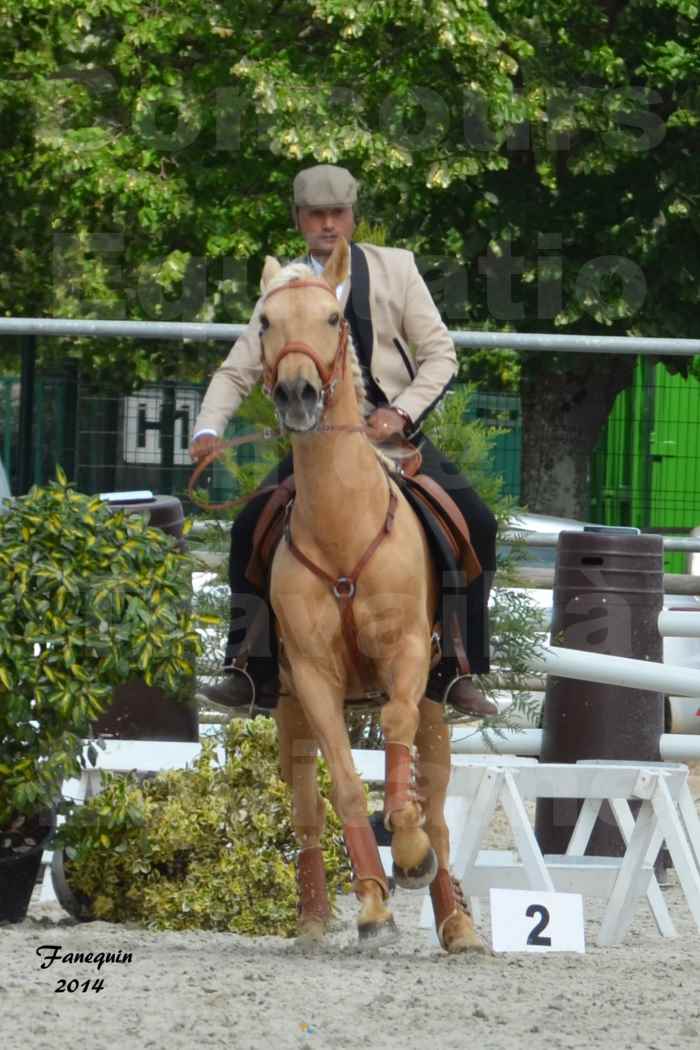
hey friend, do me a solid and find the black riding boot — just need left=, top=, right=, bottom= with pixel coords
left=425, top=567, right=497, bottom=718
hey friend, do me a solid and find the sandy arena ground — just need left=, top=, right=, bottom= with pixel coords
left=2, top=779, right=700, bottom=1050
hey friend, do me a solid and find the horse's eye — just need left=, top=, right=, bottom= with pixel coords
left=260, top=314, right=270, bottom=331
left=328, top=312, right=339, bottom=326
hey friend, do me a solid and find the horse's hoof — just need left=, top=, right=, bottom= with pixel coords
left=444, top=934, right=489, bottom=955
left=358, top=915, right=400, bottom=949
left=440, top=913, right=489, bottom=955
left=297, top=918, right=328, bottom=944
left=393, top=847, right=438, bottom=890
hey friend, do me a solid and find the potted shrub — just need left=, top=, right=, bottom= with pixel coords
left=53, top=717, right=351, bottom=934
left=0, top=469, right=204, bottom=922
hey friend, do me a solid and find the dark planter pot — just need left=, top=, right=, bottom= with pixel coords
left=0, top=810, right=55, bottom=924
left=50, top=848, right=95, bottom=922
left=93, top=495, right=198, bottom=744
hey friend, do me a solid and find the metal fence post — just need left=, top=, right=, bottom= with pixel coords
left=17, top=335, right=36, bottom=494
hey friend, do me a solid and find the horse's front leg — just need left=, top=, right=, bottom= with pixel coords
left=414, top=697, right=486, bottom=953
left=289, top=659, right=398, bottom=947
left=380, top=636, right=438, bottom=889
left=274, top=694, right=330, bottom=941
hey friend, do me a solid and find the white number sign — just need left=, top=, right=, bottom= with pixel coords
left=490, top=889, right=585, bottom=953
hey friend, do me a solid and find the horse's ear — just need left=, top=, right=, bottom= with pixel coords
left=322, top=238, right=350, bottom=289
left=261, top=256, right=282, bottom=292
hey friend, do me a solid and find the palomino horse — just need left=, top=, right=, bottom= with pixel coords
left=259, top=238, right=483, bottom=953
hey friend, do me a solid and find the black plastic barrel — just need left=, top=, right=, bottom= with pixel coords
left=535, top=530, right=664, bottom=857
left=105, top=494, right=186, bottom=548
left=91, top=495, right=199, bottom=742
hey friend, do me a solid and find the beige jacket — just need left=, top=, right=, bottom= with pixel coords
left=192, top=243, right=457, bottom=436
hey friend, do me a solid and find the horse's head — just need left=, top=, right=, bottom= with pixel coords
left=259, top=238, right=350, bottom=432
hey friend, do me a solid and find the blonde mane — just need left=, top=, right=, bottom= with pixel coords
left=266, top=261, right=398, bottom=472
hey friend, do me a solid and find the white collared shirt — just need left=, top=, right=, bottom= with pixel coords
left=308, top=254, right=346, bottom=300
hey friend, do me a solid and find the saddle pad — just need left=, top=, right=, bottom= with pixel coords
left=401, top=474, right=482, bottom=586
left=399, top=478, right=469, bottom=587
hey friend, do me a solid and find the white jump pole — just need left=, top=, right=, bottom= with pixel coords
left=658, top=609, right=700, bottom=638
left=659, top=733, right=700, bottom=761
left=528, top=644, right=700, bottom=697
left=451, top=728, right=543, bottom=757
left=451, top=728, right=700, bottom=762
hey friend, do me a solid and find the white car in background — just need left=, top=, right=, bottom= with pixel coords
left=500, top=512, right=700, bottom=733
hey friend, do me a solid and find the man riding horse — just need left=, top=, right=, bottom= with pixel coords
left=190, top=164, right=497, bottom=719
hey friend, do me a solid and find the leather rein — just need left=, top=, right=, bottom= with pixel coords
left=188, top=275, right=415, bottom=680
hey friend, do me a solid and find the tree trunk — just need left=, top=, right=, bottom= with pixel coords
left=520, top=354, right=636, bottom=519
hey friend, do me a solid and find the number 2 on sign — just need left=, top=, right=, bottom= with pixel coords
left=489, top=888, right=585, bottom=953
left=525, top=904, right=552, bottom=946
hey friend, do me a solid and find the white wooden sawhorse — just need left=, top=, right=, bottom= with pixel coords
left=417, top=760, right=700, bottom=947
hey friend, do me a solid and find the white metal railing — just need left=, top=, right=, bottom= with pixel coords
left=3, top=317, right=700, bottom=357
left=502, top=565, right=700, bottom=595
left=530, top=644, right=700, bottom=697
left=502, top=531, right=700, bottom=553
left=450, top=728, right=700, bottom=761
left=658, top=610, right=700, bottom=638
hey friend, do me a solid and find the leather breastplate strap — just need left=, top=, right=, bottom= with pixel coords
left=283, top=485, right=399, bottom=678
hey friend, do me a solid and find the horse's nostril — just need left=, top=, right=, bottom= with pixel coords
left=300, top=381, right=318, bottom=407
left=273, top=378, right=317, bottom=418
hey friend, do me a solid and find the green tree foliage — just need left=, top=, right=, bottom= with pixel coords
left=0, top=0, right=522, bottom=377
left=2, top=1, right=699, bottom=507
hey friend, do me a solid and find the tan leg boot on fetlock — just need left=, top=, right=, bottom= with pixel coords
left=430, top=868, right=488, bottom=954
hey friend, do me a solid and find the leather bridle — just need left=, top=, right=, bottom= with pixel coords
left=260, top=277, right=349, bottom=413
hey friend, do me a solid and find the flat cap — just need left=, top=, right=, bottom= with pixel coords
left=293, top=164, right=358, bottom=208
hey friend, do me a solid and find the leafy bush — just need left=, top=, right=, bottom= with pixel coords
left=0, top=470, right=205, bottom=828
left=55, top=717, right=352, bottom=935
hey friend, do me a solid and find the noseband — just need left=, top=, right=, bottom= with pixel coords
left=260, top=278, right=349, bottom=411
